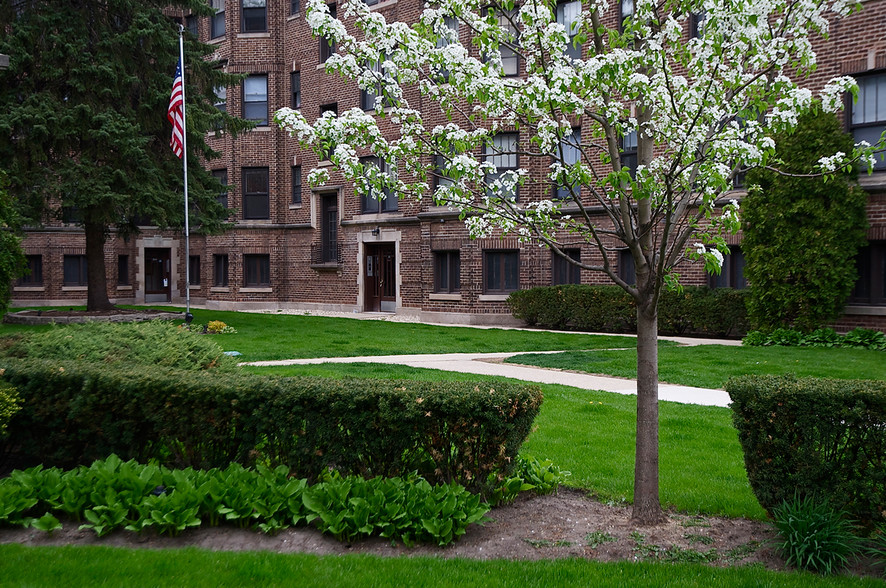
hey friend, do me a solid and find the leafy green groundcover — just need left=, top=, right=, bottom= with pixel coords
left=0, top=455, right=489, bottom=547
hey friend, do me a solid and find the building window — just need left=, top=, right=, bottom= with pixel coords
left=117, top=255, right=130, bottom=286
left=17, top=255, right=42, bottom=286
left=243, top=75, right=268, bottom=125
left=434, top=250, right=460, bottom=293
left=186, top=14, right=199, bottom=38
left=620, top=130, right=638, bottom=179
left=214, top=85, right=227, bottom=113
left=618, top=249, right=635, bottom=285
left=242, top=167, right=270, bottom=219
left=244, top=254, right=271, bottom=287
left=292, top=165, right=302, bottom=204
left=484, top=10, right=519, bottom=76
left=210, top=0, right=225, bottom=38
left=484, top=132, right=519, bottom=200
left=620, top=0, right=633, bottom=31
left=850, top=73, right=886, bottom=171
left=553, top=249, right=581, bottom=285
left=849, top=241, right=886, bottom=305
left=241, top=0, right=266, bottom=33
left=213, top=254, right=229, bottom=286
left=434, top=16, right=458, bottom=82
left=319, top=103, right=338, bottom=160
left=556, top=0, right=582, bottom=61
left=360, top=156, right=398, bottom=213
left=484, top=250, right=519, bottom=293
left=320, top=4, right=337, bottom=62
left=689, top=11, right=707, bottom=38
left=433, top=154, right=455, bottom=192
left=63, top=255, right=88, bottom=286
left=212, top=169, right=229, bottom=208
left=189, top=255, right=201, bottom=286
left=361, top=53, right=390, bottom=111
left=709, top=246, right=746, bottom=289
left=321, top=194, right=339, bottom=263
left=553, top=127, right=581, bottom=199
left=291, top=71, right=301, bottom=109
left=291, top=0, right=300, bottom=15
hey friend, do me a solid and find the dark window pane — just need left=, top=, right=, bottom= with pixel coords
left=242, top=0, right=267, bottom=32
left=189, top=255, right=201, bottom=286
left=17, top=255, right=42, bottom=286
left=291, top=71, right=301, bottom=109
left=117, top=255, right=130, bottom=286
left=243, top=75, right=268, bottom=125
left=244, top=254, right=271, bottom=286
left=213, top=254, right=229, bottom=286
left=211, top=0, right=225, bottom=38
left=243, top=168, right=269, bottom=219
left=553, top=249, right=580, bottom=285
left=63, top=255, right=88, bottom=286
left=435, top=250, right=460, bottom=293
left=485, top=250, right=519, bottom=293
left=292, top=165, right=302, bottom=204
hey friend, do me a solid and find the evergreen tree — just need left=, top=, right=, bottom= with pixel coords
left=0, top=171, right=26, bottom=314
left=743, top=110, right=868, bottom=332
left=0, top=0, right=249, bottom=310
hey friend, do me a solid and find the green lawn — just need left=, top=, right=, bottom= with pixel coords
left=1, top=544, right=881, bottom=587
left=507, top=345, right=886, bottom=389
left=252, top=363, right=765, bottom=520
left=0, top=306, right=641, bottom=361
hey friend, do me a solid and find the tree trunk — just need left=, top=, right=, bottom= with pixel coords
left=84, top=218, right=114, bottom=311
left=631, top=298, right=666, bottom=525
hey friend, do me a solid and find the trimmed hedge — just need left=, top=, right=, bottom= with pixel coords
left=0, top=358, right=542, bottom=491
left=508, top=284, right=748, bottom=337
left=726, top=375, right=886, bottom=527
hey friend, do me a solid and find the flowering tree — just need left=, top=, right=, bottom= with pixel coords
left=276, top=0, right=873, bottom=524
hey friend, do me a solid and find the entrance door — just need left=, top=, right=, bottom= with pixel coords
left=144, top=248, right=171, bottom=302
left=364, top=243, right=396, bottom=312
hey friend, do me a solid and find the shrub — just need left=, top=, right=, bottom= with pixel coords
left=726, top=375, right=886, bottom=527
left=743, top=110, right=868, bottom=333
left=0, top=358, right=542, bottom=491
left=772, top=494, right=860, bottom=575
left=0, top=380, right=21, bottom=439
left=868, top=524, right=886, bottom=576
left=509, top=284, right=747, bottom=337
left=0, top=321, right=239, bottom=371
left=742, top=327, right=885, bottom=351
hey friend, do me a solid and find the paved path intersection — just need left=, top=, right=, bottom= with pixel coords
left=245, top=335, right=739, bottom=407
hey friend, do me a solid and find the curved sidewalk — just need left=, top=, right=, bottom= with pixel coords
left=245, top=350, right=732, bottom=408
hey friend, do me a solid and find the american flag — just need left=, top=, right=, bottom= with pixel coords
left=168, top=59, right=184, bottom=158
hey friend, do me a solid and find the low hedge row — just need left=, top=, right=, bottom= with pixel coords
left=0, top=359, right=543, bottom=491
left=726, top=375, right=886, bottom=528
left=508, top=285, right=748, bottom=337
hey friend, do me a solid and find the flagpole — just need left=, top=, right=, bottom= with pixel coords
left=178, top=25, right=192, bottom=323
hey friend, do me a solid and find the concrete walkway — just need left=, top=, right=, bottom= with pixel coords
left=245, top=340, right=736, bottom=408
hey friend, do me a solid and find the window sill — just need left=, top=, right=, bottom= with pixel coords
left=210, top=287, right=230, bottom=293
left=289, top=203, right=303, bottom=209
left=241, top=287, right=272, bottom=293
left=311, top=262, right=341, bottom=270
left=368, top=0, right=397, bottom=9
left=237, top=32, right=270, bottom=39
left=13, top=286, right=44, bottom=292
left=208, top=36, right=225, bottom=45
left=844, top=305, right=886, bottom=316
left=62, top=286, right=88, bottom=292
left=116, top=285, right=133, bottom=291
left=478, top=294, right=511, bottom=302
left=429, top=293, right=461, bottom=301
left=287, top=13, right=301, bottom=21
left=248, top=126, right=272, bottom=132
left=189, top=285, right=201, bottom=290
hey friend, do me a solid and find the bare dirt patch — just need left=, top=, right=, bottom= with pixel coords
left=0, top=489, right=786, bottom=570
left=3, top=308, right=182, bottom=325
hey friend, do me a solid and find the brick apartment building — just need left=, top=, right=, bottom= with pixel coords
left=9, top=0, right=886, bottom=331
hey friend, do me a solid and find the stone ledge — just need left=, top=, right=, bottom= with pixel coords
left=2, top=309, right=183, bottom=325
